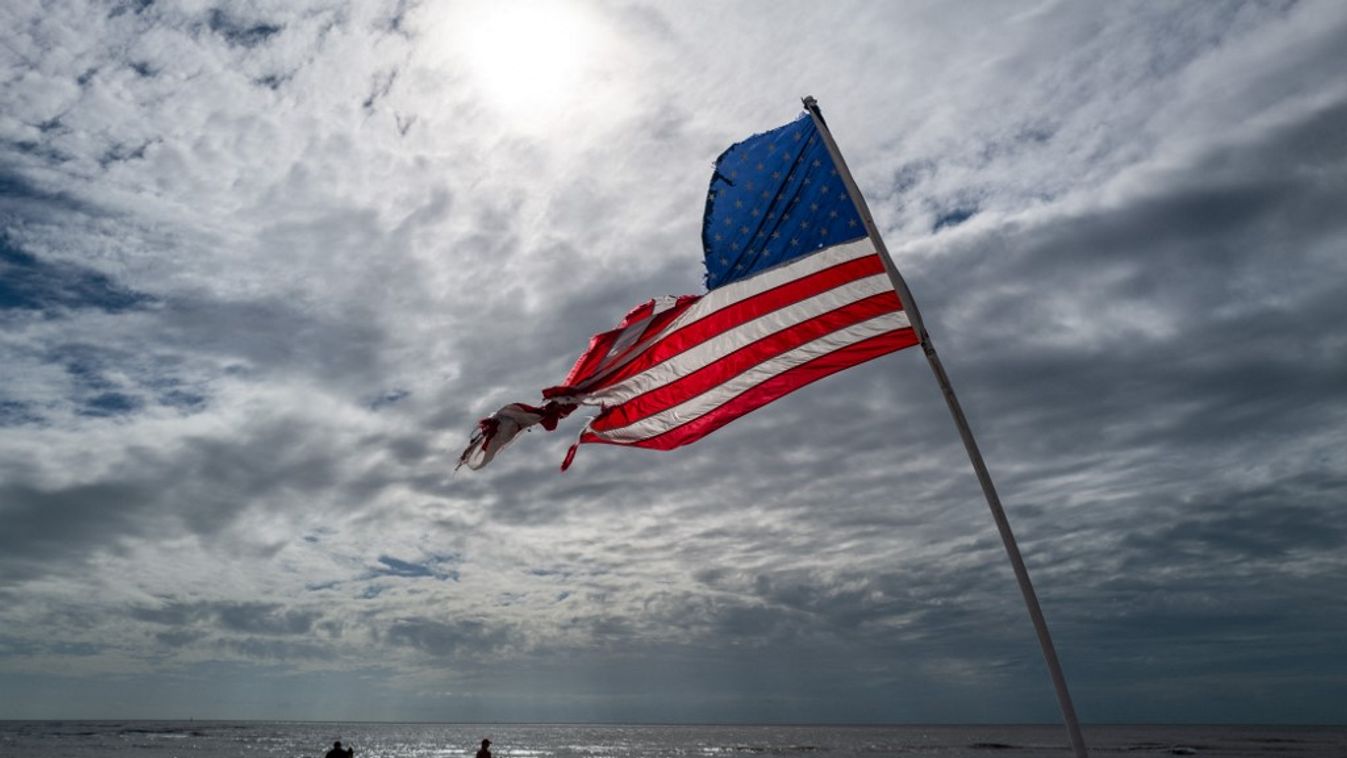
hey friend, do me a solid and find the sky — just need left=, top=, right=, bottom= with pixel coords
left=2, top=0, right=1346, bottom=727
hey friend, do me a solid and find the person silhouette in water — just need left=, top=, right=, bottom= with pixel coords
left=326, top=740, right=354, bottom=758
left=476, top=738, right=492, bottom=758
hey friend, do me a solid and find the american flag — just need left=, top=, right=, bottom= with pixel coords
left=460, top=112, right=918, bottom=471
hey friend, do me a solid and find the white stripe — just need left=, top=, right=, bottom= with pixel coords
left=592, top=311, right=911, bottom=443
left=584, top=273, right=905, bottom=406
left=697, top=237, right=876, bottom=316
left=576, top=238, right=878, bottom=390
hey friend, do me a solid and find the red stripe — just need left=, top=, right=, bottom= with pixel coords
left=547, top=296, right=700, bottom=398
left=558, top=327, right=624, bottom=391
left=591, top=294, right=699, bottom=382
left=581, top=326, right=918, bottom=450
left=576, top=254, right=890, bottom=395
left=589, top=291, right=903, bottom=432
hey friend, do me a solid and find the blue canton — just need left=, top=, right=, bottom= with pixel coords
left=702, top=113, right=866, bottom=290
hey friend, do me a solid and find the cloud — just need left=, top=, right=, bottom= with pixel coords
left=1, top=0, right=1346, bottom=725
left=131, top=600, right=319, bottom=636
left=205, top=8, right=284, bottom=49
left=382, top=617, right=521, bottom=661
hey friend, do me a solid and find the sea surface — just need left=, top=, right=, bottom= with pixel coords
left=1, top=721, right=1343, bottom=758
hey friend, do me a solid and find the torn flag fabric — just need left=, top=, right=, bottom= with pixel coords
left=460, top=113, right=917, bottom=471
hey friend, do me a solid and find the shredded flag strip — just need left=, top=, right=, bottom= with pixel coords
left=460, top=113, right=918, bottom=471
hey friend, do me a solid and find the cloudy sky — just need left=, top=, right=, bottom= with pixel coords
left=3, top=0, right=1346, bottom=727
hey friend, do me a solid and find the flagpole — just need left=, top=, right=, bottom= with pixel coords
left=802, top=96, right=1089, bottom=758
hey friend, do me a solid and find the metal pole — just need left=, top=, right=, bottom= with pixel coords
left=802, top=96, right=1089, bottom=758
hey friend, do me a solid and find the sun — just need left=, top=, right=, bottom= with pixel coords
left=453, top=2, right=604, bottom=119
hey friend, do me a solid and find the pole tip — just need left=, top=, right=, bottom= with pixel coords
left=801, top=95, right=818, bottom=110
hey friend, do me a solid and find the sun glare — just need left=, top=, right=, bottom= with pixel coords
left=456, top=3, right=602, bottom=119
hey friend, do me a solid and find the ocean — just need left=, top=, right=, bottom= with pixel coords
left=1, top=721, right=1343, bottom=758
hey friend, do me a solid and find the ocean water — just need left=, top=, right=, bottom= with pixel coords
left=0, top=721, right=1343, bottom=758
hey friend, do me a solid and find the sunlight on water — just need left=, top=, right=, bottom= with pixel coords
left=2, top=721, right=1346, bottom=758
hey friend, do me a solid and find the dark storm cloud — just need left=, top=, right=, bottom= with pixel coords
left=1122, top=475, right=1347, bottom=563
left=382, top=618, right=521, bottom=659
left=216, top=603, right=319, bottom=636
left=152, top=632, right=204, bottom=648
left=121, top=600, right=340, bottom=662
left=0, top=237, right=152, bottom=315
left=678, top=543, right=1034, bottom=657
left=218, top=636, right=327, bottom=660
left=132, top=600, right=318, bottom=636
left=1, top=282, right=394, bottom=426
left=0, top=637, right=104, bottom=657
left=911, top=94, right=1347, bottom=473
left=0, top=170, right=87, bottom=214
left=155, top=291, right=391, bottom=390
left=0, top=480, right=153, bottom=582
left=0, top=412, right=392, bottom=582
